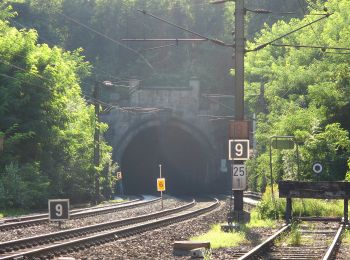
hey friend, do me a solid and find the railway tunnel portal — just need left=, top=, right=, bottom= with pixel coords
left=120, top=118, right=213, bottom=194
left=102, top=78, right=231, bottom=195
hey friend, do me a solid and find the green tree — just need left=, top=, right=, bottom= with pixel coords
left=0, top=4, right=113, bottom=208
left=245, top=0, right=350, bottom=188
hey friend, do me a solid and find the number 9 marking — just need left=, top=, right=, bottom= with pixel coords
left=55, top=204, right=63, bottom=217
left=235, top=143, right=243, bottom=157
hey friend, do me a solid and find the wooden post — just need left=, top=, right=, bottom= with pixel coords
left=344, top=199, right=348, bottom=224
left=286, top=198, right=292, bottom=223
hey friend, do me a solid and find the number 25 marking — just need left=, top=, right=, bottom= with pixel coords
left=233, top=166, right=245, bottom=176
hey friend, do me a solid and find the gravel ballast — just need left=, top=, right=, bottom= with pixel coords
left=66, top=199, right=281, bottom=260
left=0, top=197, right=188, bottom=242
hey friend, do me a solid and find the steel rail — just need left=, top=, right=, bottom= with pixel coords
left=0, top=199, right=219, bottom=260
left=0, top=197, right=159, bottom=231
left=0, top=198, right=141, bottom=225
left=296, top=216, right=343, bottom=222
left=243, top=191, right=262, bottom=200
left=239, top=221, right=343, bottom=260
left=238, top=224, right=292, bottom=260
left=0, top=200, right=196, bottom=255
left=322, top=224, right=344, bottom=260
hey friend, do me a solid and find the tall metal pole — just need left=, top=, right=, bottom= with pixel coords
left=93, top=84, right=100, bottom=205
left=232, top=0, right=245, bottom=214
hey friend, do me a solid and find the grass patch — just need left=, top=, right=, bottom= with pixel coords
left=256, top=185, right=348, bottom=220
left=105, top=199, right=125, bottom=204
left=190, top=224, right=246, bottom=249
left=0, top=208, right=30, bottom=218
left=286, top=223, right=301, bottom=246
left=275, top=222, right=301, bottom=247
left=343, top=229, right=350, bottom=244
left=246, top=209, right=277, bottom=228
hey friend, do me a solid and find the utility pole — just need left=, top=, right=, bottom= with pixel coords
left=93, top=83, right=100, bottom=205
left=231, top=0, right=245, bottom=217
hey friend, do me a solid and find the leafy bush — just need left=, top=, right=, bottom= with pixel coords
left=0, top=162, right=49, bottom=209
left=256, top=185, right=285, bottom=220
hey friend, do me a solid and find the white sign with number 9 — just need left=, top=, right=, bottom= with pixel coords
left=49, top=199, right=69, bottom=221
left=229, top=139, right=249, bottom=160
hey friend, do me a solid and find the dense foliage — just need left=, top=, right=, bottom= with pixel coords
left=245, top=0, right=350, bottom=190
left=0, top=3, right=114, bottom=209
left=8, top=0, right=307, bottom=95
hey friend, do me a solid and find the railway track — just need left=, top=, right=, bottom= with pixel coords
left=0, top=197, right=159, bottom=232
left=238, top=220, right=345, bottom=260
left=0, top=198, right=140, bottom=224
left=0, top=198, right=219, bottom=260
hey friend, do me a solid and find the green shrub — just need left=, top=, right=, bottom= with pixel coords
left=0, top=162, right=49, bottom=209
left=287, top=222, right=301, bottom=246
left=256, top=185, right=346, bottom=220
left=343, top=230, right=350, bottom=244
left=256, top=185, right=285, bottom=219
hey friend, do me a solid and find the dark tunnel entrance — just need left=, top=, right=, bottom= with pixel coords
left=120, top=123, right=212, bottom=195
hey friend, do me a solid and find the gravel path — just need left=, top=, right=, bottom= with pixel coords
left=65, top=199, right=281, bottom=260
left=0, top=197, right=188, bottom=242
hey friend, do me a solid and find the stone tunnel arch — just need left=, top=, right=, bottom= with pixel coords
left=115, top=117, right=216, bottom=195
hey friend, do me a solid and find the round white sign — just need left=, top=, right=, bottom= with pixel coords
left=312, top=163, right=323, bottom=174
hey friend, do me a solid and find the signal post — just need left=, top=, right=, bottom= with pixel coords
left=227, top=0, right=250, bottom=227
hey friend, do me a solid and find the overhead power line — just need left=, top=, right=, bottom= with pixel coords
left=271, top=44, right=350, bottom=51
left=245, top=8, right=296, bottom=15
left=135, top=10, right=232, bottom=47
left=59, top=12, right=155, bottom=72
left=0, top=59, right=164, bottom=114
left=247, top=13, right=332, bottom=52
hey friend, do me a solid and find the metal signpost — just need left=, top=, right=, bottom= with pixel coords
left=269, top=136, right=300, bottom=197
left=312, top=162, right=323, bottom=181
left=116, top=171, right=124, bottom=195
left=157, top=164, right=165, bottom=209
left=48, top=199, right=70, bottom=228
left=226, top=132, right=250, bottom=228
